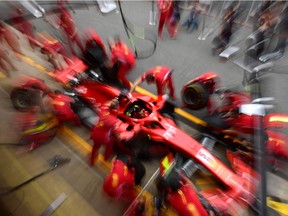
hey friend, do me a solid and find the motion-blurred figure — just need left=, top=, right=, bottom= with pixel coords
left=156, top=172, right=210, bottom=216
left=40, top=39, right=72, bottom=72
left=0, top=20, right=22, bottom=55
left=157, top=0, right=173, bottom=39
left=252, top=0, right=272, bottom=31
left=274, top=7, right=288, bottom=56
left=167, top=1, right=181, bottom=39
left=155, top=155, right=215, bottom=216
left=181, top=0, right=201, bottom=33
left=84, top=29, right=108, bottom=71
left=255, top=5, right=274, bottom=56
left=0, top=46, right=17, bottom=77
left=108, top=36, right=136, bottom=90
left=130, top=66, right=176, bottom=100
left=90, top=97, right=139, bottom=165
left=19, top=77, right=53, bottom=112
left=12, top=7, right=36, bottom=49
left=90, top=99, right=120, bottom=165
left=212, top=5, right=237, bottom=54
left=247, top=1, right=285, bottom=61
left=48, top=90, right=81, bottom=125
left=13, top=108, right=59, bottom=151
left=45, top=6, right=84, bottom=55
left=103, top=154, right=146, bottom=206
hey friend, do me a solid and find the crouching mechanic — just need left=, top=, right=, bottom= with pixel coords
left=48, top=90, right=81, bottom=125
left=155, top=155, right=217, bottom=216
left=19, top=77, right=53, bottom=112
left=90, top=95, right=140, bottom=165
left=130, top=66, right=176, bottom=100
left=103, top=154, right=146, bottom=213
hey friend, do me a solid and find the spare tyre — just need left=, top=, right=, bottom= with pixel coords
left=182, top=83, right=209, bottom=110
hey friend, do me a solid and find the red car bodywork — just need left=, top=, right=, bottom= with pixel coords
left=14, top=63, right=258, bottom=214
left=266, top=130, right=288, bottom=158
left=67, top=77, right=258, bottom=215
left=50, top=57, right=88, bottom=84
left=265, top=113, right=288, bottom=129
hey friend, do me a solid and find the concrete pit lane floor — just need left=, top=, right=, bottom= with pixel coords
left=1, top=3, right=288, bottom=215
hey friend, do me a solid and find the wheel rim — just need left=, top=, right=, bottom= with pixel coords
left=15, top=94, right=31, bottom=109
left=183, top=87, right=200, bottom=106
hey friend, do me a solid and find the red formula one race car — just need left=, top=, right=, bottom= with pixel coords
left=10, top=65, right=259, bottom=214
left=8, top=30, right=259, bottom=213
left=56, top=71, right=258, bottom=215
left=9, top=57, right=258, bottom=212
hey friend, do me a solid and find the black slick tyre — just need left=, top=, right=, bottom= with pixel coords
left=10, top=88, right=33, bottom=111
left=182, top=83, right=209, bottom=110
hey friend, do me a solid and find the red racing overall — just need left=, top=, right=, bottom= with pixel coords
left=84, top=29, right=109, bottom=70
left=58, top=7, right=85, bottom=54
left=21, top=78, right=53, bottom=112
left=85, top=29, right=107, bottom=58
left=157, top=0, right=173, bottom=38
left=90, top=108, right=119, bottom=165
left=41, top=40, right=72, bottom=70
left=12, top=8, right=36, bottom=49
left=21, top=78, right=52, bottom=95
left=103, top=158, right=137, bottom=203
left=0, top=21, right=22, bottom=54
left=141, top=66, right=175, bottom=99
left=110, top=41, right=136, bottom=89
left=49, top=93, right=81, bottom=125
left=167, top=181, right=209, bottom=216
left=0, top=46, right=17, bottom=77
